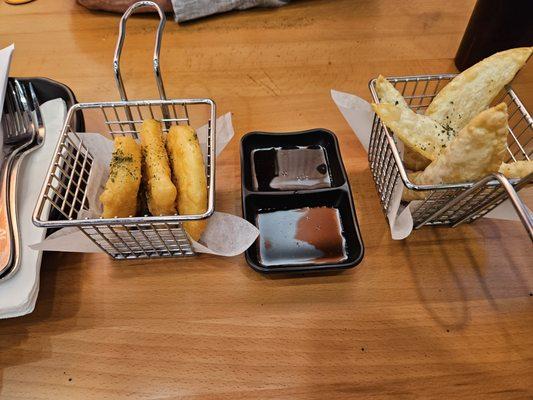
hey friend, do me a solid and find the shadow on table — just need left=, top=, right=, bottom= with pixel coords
left=403, top=221, right=530, bottom=332
left=403, top=229, right=471, bottom=331
left=0, top=251, right=89, bottom=395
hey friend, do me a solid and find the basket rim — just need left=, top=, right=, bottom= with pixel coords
left=32, top=97, right=217, bottom=228
left=71, top=97, right=216, bottom=109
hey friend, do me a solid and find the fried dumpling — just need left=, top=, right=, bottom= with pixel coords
left=403, top=103, right=509, bottom=201
left=425, top=47, right=532, bottom=135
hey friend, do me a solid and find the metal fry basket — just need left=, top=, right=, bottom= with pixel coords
left=368, top=74, right=533, bottom=240
left=32, top=1, right=216, bottom=259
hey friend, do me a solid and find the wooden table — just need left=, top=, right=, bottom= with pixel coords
left=1, top=0, right=532, bottom=398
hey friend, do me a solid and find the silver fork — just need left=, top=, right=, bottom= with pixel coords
left=0, top=82, right=46, bottom=281
left=0, top=80, right=37, bottom=278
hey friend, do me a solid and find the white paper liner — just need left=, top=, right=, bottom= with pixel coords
left=331, top=89, right=527, bottom=240
left=31, top=113, right=259, bottom=256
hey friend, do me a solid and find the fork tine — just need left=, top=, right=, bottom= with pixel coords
left=4, top=83, right=17, bottom=137
left=27, top=82, right=43, bottom=129
left=11, top=81, right=26, bottom=135
left=6, top=81, right=20, bottom=134
left=13, top=79, right=35, bottom=132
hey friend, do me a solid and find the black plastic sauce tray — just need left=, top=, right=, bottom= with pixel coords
left=240, top=129, right=364, bottom=274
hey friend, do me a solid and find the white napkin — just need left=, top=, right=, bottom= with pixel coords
left=0, top=99, right=67, bottom=319
left=31, top=112, right=259, bottom=257
left=331, top=89, right=528, bottom=240
left=0, top=43, right=67, bottom=319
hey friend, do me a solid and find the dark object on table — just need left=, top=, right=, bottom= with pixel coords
left=454, top=0, right=533, bottom=71
left=240, top=129, right=364, bottom=274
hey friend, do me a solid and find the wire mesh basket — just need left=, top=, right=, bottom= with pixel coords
left=32, top=1, right=216, bottom=259
left=368, top=74, right=533, bottom=239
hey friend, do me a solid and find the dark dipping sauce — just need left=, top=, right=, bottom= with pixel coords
left=257, top=206, right=347, bottom=266
left=252, top=146, right=331, bottom=191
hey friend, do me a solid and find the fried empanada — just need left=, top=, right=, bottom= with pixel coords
left=499, top=160, right=533, bottom=179
left=375, top=75, right=410, bottom=109
left=372, top=101, right=450, bottom=161
left=425, top=47, right=532, bottom=135
left=166, top=125, right=208, bottom=241
left=374, top=75, right=432, bottom=170
left=402, top=103, right=509, bottom=201
left=139, top=119, right=177, bottom=216
left=403, top=148, right=431, bottom=171
left=100, top=136, right=142, bottom=218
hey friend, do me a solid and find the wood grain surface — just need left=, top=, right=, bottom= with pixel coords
left=1, top=0, right=532, bottom=398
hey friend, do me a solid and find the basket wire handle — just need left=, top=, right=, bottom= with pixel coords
left=113, top=1, right=171, bottom=127
left=416, top=173, right=533, bottom=241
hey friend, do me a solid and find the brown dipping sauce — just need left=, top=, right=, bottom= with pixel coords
left=257, top=206, right=347, bottom=266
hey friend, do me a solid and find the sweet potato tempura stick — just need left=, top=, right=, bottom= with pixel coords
left=166, top=125, right=208, bottom=241
left=100, top=136, right=142, bottom=218
left=139, top=119, right=177, bottom=216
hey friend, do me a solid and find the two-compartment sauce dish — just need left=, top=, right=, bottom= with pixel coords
left=240, top=129, right=364, bottom=274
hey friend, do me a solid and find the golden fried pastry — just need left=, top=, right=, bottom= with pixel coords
left=403, top=148, right=431, bottom=171
left=139, top=119, right=177, bottom=215
left=372, top=100, right=449, bottom=161
left=374, top=75, right=433, bottom=170
left=499, top=160, right=533, bottom=179
left=374, top=75, right=410, bottom=109
left=166, top=125, right=208, bottom=241
left=100, top=136, right=142, bottom=218
left=403, top=103, right=508, bottom=201
left=425, top=47, right=532, bottom=134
